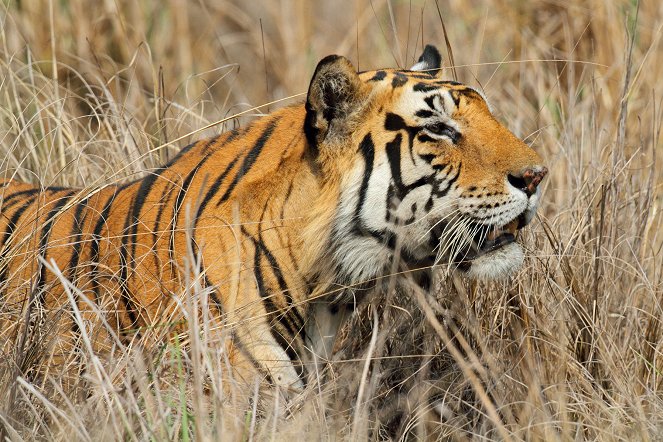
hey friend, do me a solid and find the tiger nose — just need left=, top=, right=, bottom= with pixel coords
left=507, top=167, right=548, bottom=197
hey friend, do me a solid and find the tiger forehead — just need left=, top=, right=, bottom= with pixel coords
left=358, top=69, right=488, bottom=110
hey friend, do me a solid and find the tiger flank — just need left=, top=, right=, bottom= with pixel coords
left=0, top=45, right=546, bottom=395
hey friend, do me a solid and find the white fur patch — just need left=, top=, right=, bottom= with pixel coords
left=463, top=242, right=524, bottom=280
left=409, top=61, right=428, bottom=72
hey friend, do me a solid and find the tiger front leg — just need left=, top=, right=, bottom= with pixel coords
left=229, top=319, right=305, bottom=393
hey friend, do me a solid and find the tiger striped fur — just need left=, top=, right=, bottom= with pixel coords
left=0, top=45, right=546, bottom=393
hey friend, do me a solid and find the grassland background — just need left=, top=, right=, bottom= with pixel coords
left=0, top=0, right=662, bottom=440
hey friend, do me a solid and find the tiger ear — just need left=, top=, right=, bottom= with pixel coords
left=305, top=55, right=367, bottom=147
left=410, top=44, right=442, bottom=77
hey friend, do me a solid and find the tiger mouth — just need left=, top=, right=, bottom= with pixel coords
left=454, top=214, right=527, bottom=268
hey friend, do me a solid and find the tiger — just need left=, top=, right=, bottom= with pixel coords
left=0, top=45, right=547, bottom=394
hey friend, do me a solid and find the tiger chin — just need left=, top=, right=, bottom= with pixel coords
left=0, top=44, right=546, bottom=395
left=450, top=172, right=545, bottom=281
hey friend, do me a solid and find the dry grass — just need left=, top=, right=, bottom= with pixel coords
left=1, top=0, right=662, bottom=440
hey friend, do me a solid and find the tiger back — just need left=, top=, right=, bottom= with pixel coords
left=0, top=45, right=547, bottom=393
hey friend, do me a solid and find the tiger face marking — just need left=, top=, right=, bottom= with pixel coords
left=312, top=45, right=547, bottom=286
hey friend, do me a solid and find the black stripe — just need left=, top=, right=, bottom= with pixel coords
left=431, top=166, right=460, bottom=199
left=271, top=327, right=304, bottom=380
left=193, top=155, right=240, bottom=225
left=66, top=196, right=89, bottom=339
left=359, top=225, right=422, bottom=265
left=200, top=134, right=224, bottom=156
left=0, top=195, right=38, bottom=249
left=152, top=180, right=178, bottom=279
left=126, top=168, right=167, bottom=271
left=90, top=191, right=118, bottom=302
left=358, top=130, right=438, bottom=265
left=408, top=73, right=440, bottom=80
left=386, top=134, right=407, bottom=197
left=118, top=197, right=140, bottom=328
left=384, top=112, right=408, bottom=132
left=363, top=226, right=396, bottom=249
left=413, top=83, right=439, bottom=93
left=254, top=232, right=305, bottom=332
left=415, top=109, right=434, bottom=119
left=0, top=188, right=41, bottom=211
left=433, top=80, right=462, bottom=86
left=368, top=70, right=386, bottom=82
left=251, top=238, right=296, bottom=338
left=262, top=294, right=303, bottom=376
left=355, top=134, right=375, bottom=218
left=386, top=133, right=442, bottom=198
left=203, top=276, right=225, bottom=316
left=167, top=152, right=216, bottom=266
left=384, top=112, right=420, bottom=164
left=417, top=134, right=436, bottom=144
left=243, top=226, right=304, bottom=335
left=279, top=181, right=294, bottom=222
left=201, top=276, right=281, bottom=386
left=66, top=196, right=89, bottom=278
left=431, top=161, right=449, bottom=172
left=351, top=134, right=406, bottom=263
left=128, top=136, right=222, bottom=274
left=164, top=140, right=199, bottom=167
left=220, top=125, right=250, bottom=147
left=450, top=90, right=461, bottom=107
left=244, top=227, right=304, bottom=375
left=0, top=186, right=84, bottom=214
left=184, top=151, right=243, bottom=273
left=34, top=191, right=75, bottom=305
left=45, top=186, right=69, bottom=192
left=392, top=73, right=408, bottom=88
left=216, top=118, right=279, bottom=206
left=419, top=154, right=436, bottom=164
left=0, top=195, right=38, bottom=284
left=229, top=330, right=275, bottom=386
left=424, top=95, right=441, bottom=114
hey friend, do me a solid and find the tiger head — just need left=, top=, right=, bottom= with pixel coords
left=305, top=45, right=547, bottom=284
